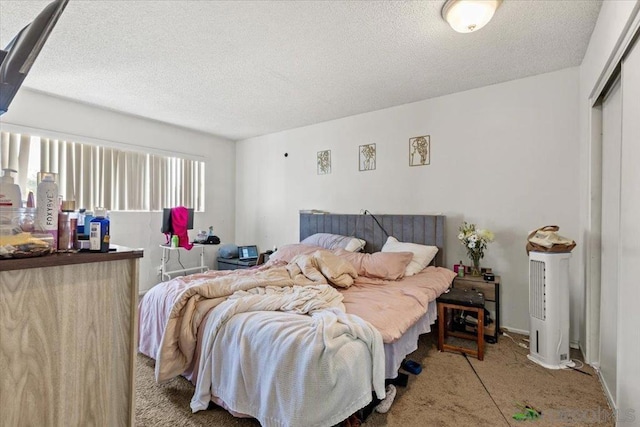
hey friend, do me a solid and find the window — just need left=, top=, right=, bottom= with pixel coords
left=0, top=131, right=205, bottom=211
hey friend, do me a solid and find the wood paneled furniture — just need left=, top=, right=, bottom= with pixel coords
left=437, top=288, right=485, bottom=360
left=0, top=246, right=143, bottom=427
left=452, top=274, right=500, bottom=342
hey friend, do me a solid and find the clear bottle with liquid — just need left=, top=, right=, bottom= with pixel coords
left=457, top=260, right=465, bottom=277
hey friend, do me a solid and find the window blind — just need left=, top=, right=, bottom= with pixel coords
left=1, top=131, right=204, bottom=211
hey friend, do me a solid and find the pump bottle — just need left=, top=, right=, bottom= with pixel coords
left=0, top=168, right=22, bottom=208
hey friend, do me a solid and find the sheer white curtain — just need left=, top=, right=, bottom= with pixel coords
left=3, top=131, right=204, bottom=211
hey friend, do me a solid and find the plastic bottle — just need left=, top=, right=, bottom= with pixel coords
left=26, top=191, right=35, bottom=208
left=171, top=234, right=179, bottom=248
left=0, top=168, right=22, bottom=208
left=89, top=207, right=110, bottom=252
left=77, top=208, right=86, bottom=235
left=58, top=200, right=78, bottom=252
left=36, top=172, right=59, bottom=248
left=457, top=260, right=465, bottom=277
left=84, top=210, right=94, bottom=234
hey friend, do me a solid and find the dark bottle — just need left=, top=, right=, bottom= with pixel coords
left=89, top=208, right=110, bottom=252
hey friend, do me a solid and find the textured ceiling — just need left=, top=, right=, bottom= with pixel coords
left=0, top=0, right=602, bottom=141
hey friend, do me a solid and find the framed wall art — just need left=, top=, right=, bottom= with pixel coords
left=317, top=150, right=331, bottom=175
left=359, top=143, right=376, bottom=171
left=409, top=135, right=430, bottom=166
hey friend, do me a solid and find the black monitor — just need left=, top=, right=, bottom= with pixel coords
left=0, top=0, right=68, bottom=115
left=161, top=207, right=194, bottom=235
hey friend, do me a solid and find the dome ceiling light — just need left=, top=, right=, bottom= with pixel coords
left=442, top=0, right=503, bottom=33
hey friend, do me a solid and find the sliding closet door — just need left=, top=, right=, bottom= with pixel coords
left=599, top=76, right=621, bottom=405
left=617, top=36, right=640, bottom=417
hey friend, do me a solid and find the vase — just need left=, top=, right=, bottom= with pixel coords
left=470, top=256, right=482, bottom=277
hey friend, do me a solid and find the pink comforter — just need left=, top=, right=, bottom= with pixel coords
left=341, top=266, right=455, bottom=343
left=138, top=263, right=454, bottom=376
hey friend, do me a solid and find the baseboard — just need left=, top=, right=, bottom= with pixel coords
left=500, top=326, right=528, bottom=336
left=595, top=368, right=617, bottom=412
left=500, top=327, right=582, bottom=351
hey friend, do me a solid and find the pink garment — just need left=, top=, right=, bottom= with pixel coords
left=171, top=206, right=193, bottom=250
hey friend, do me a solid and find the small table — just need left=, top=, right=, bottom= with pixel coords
left=160, top=244, right=208, bottom=281
left=437, top=288, right=485, bottom=360
left=452, top=274, right=500, bottom=343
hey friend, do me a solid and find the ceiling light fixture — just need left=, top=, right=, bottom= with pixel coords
left=442, top=0, right=503, bottom=33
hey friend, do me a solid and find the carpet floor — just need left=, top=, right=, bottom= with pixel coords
left=136, top=332, right=613, bottom=426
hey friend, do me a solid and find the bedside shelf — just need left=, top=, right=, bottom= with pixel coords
left=217, top=257, right=257, bottom=270
left=452, top=274, right=501, bottom=342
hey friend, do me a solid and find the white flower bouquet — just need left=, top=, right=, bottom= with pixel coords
left=458, top=221, right=494, bottom=275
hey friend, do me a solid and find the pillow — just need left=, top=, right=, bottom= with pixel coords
left=381, top=236, right=439, bottom=277
left=301, top=233, right=366, bottom=252
left=312, top=250, right=358, bottom=288
left=218, top=243, right=238, bottom=259
left=268, top=243, right=325, bottom=264
left=333, top=248, right=413, bottom=280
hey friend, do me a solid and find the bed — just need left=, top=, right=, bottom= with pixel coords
left=138, top=213, right=454, bottom=427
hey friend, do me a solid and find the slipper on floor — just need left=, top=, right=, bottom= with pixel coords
left=401, top=359, right=422, bottom=375
left=375, top=385, right=397, bottom=414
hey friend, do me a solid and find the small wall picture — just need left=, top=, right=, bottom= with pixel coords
left=409, top=135, right=430, bottom=166
left=359, top=143, right=376, bottom=171
left=317, top=150, right=331, bottom=175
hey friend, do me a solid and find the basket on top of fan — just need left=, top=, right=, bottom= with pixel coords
left=526, top=225, right=576, bottom=255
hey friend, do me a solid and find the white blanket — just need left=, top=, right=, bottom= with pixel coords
left=190, top=284, right=386, bottom=427
left=155, top=251, right=359, bottom=382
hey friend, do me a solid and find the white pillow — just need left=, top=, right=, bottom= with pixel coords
left=381, top=236, right=439, bottom=276
left=301, top=233, right=366, bottom=252
left=344, top=237, right=367, bottom=252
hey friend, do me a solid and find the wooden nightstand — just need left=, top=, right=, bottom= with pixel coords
left=437, top=288, right=486, bottom=360
left=452, top=274, right=500, bottom=343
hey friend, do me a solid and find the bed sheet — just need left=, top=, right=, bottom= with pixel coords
left=138, top=256, right=454, bottom=425
left=340, top=266, right=455, bottom=343
left=139, top=264, right=454, bottom=378
left=383, top=300, right=437, bottom=378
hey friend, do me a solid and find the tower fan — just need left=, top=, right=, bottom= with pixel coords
left=528, top=251, right=573, bottom=369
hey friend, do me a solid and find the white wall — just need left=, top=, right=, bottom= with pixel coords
left=0, top=88, right=236, bottom=292
left=236, top=68, right=581, bottom=335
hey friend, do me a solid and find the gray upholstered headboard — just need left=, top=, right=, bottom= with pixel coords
left=299, top=213, right=446, bottom=267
